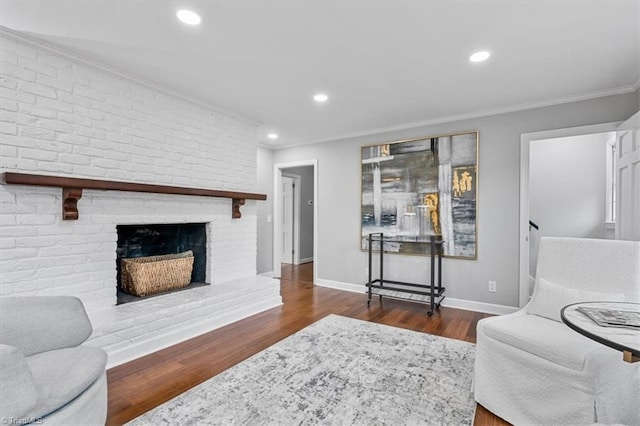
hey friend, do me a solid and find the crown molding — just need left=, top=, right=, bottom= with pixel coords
left=0, top=26, right=260, bottom=127
left=274, top=84, right=638, bottom=150
left=257, top=142, right=276, bottom=150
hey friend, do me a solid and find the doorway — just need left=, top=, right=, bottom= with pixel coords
left=528, top=131, right=616, bottom=280
left=273, top=160, right=318, bottom=284
left=519, top=121, right=622, bottom=307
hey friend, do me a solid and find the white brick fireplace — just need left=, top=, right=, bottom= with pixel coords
left=1, top=187, right=261, bottom=312
left=0, top=31, right=281, bottom=366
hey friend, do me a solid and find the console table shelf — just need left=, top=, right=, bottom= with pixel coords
left=366, top=232, right=445, bottom=316
left=1, top=172, right=266, bottom=220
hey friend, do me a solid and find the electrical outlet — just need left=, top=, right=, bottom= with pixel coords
left=488, top=281, right=497, bottom=292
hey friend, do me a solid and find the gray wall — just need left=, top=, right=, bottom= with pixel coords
left=257, top=147, right=274, bottom=274
left=283, top=166, right=315, bottom=262
left=259, top=92, right=637, bottom=307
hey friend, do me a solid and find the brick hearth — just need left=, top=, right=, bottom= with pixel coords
left=87, top=275, right=281, bottom=368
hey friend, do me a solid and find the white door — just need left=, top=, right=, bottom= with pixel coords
left=281, top=176, right=295, bottom=263
left=615, top=111, right=640, bottom=240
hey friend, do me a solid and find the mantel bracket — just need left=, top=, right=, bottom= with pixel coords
left=232, top=198, right=246, bottom=219
left=62, top=188, right=82, bottom=220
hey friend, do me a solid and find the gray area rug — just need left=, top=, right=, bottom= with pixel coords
left=128, top=314, right=476, bottom=425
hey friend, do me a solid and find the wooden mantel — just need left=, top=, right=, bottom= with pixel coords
left=1, top=172, right=267, bottom=220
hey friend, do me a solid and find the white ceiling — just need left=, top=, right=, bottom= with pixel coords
left=1, top=1, right=638, bottom=148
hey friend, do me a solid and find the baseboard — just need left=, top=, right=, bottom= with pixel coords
left=315, top=278, right=518, bottom=315
left=315, top=278, right=366, bottom=294
left=297, top=257, right=314, bottom=264
left=104, top=296, right=283, bottom=369
left=440, top=298, right=519, bottom=315
left=259, top=271, right=276, bottom=278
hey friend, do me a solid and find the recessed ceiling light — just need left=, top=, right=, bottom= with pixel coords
left=177, top=10, right=201, bottom=26
left=469, top=51, right=490, bottom=62
left=267, top=133, right=278, bottom=140
left=313, top=93, right=328, bottom=103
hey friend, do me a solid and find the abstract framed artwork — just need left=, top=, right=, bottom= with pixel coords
left=361, top=131, right=478, bottom=259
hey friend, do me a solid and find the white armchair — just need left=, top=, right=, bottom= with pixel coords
left=0, top=296, right=108, bottom=425
left=474, top=237, right=640, bottom=425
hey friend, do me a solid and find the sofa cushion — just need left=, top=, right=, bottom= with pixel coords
left=26, top=346, right=107, bottom=419
left=481, top=314, right=604, bottom=371
left=0, top=344, right=38, bottom=421
left=528, top=278, right=625, bottom=322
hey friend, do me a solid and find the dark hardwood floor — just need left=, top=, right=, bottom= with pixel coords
left=106, top=263, right=510, bottom=425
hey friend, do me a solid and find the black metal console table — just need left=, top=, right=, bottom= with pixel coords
left=366, top=232, right=445, bottom=316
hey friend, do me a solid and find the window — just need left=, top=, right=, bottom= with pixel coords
left=605, top=133, right=617, bottom=223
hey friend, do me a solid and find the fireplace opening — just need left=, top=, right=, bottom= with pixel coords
left=116, top=223, right=208, bottom=304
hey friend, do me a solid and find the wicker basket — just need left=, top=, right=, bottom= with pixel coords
left=121, top=250, right=194, bottom=297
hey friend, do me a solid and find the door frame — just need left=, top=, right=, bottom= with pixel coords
left=519, top=121, right=621, bottom=308
left=614, top=111, right=640, bottom=240
left=273, top=159, right=318, bottom=283
left=281, top=173, right=301, bottom=265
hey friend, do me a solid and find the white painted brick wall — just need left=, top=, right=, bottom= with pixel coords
left=0, top=34, right=260, bottom=313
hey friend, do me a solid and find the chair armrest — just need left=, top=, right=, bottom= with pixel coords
left=0, top=296, right=93, bottom=356
left=0, top=344, right=38, bottom=421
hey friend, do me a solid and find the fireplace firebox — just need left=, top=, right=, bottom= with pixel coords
left=116, top=223, right=207, bottom=304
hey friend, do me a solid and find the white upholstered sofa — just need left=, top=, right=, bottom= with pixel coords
left=474, top=237, right=640, bottom=425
